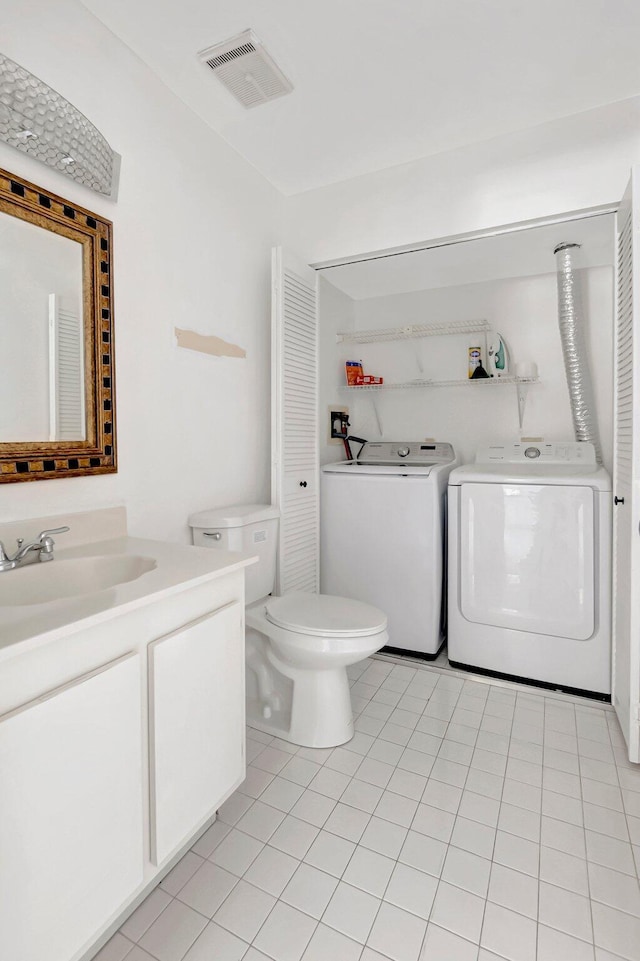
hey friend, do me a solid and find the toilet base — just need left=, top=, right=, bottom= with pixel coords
left=284, top=663, right=354, bottom=748
left=246, top=697, right=292, bottom=743
left=245, top=629, right=357, bottom=748
left=244, top=601, right=387, bottom=749
left=246, top=665, right=355, bottom=748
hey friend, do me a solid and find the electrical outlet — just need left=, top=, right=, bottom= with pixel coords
left=329, top=406, right=349, bottom=444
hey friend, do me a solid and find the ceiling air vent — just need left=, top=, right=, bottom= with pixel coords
left=198, top=30, right=293, bottom=109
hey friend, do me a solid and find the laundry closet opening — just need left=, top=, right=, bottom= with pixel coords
left=315, top=209, right=616, bottom=473
left=306, top=208, right=616, bottom=687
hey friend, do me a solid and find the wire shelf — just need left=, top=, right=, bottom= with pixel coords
left=341, top=376, right=539, bottom=392
left=336, top=319, right=490, bottom=344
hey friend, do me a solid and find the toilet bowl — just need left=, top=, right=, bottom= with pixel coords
left=189, top=504, right=388, bottom=748
left=247, top=592, right=387, bottom=746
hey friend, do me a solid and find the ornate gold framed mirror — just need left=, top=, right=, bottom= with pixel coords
left=0, top=168, right=116, bottom=482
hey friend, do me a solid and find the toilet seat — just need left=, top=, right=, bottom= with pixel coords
left=265, top=592, right=387, bottom=638
left=190, top=501, right=390, bottom=748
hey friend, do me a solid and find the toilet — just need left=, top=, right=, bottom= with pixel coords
left=189, top=504, right=388, bottom=748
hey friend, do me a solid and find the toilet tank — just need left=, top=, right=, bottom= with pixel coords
left=189, top=504, right=279, bottom=604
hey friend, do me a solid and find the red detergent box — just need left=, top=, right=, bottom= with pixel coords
left=356, top=375, right=384, bottom=385
left=345, top=361, right=363, bottom=385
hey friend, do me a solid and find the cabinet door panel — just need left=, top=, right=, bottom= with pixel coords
left=149, top=603, right=244, bottom=864
left=460, top=482, right=595, bottom=639
left=0, top=653, right=144, bottom=961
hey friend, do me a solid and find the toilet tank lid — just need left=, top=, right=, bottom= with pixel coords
left=189, top=504, right=280, bottom=529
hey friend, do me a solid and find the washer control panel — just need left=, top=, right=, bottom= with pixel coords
left=478, top=442, right=597, bottom=465
left=357, top=442, right=455, bottom=466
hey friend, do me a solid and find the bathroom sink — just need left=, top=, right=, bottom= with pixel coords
left=0, top=554, right=157, bottom=606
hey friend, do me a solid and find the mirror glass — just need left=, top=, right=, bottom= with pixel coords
left=0, top=212, right=84, bottom=442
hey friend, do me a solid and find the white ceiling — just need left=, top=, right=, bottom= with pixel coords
left=319, top=214, right=615, bottom=299
left=81, top=0, right=640, bottom=195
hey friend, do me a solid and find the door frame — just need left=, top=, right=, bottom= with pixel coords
left=311, top=203, right=619, bottom=271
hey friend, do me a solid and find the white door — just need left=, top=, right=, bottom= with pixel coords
left=460, top=482, right=595, bottom=640
left=613, top=167, right=640, bottom=763
left=271, top=246, right=319, bottom=595
left=48, top=293, right=85, bottom=441
left=148, top=603, right=245, bottom=864
left=0, top=653, right=144, bottom=961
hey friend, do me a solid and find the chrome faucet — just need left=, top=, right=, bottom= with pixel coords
left=0, top=526, right=70, bottom=572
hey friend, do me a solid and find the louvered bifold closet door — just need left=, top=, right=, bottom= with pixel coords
left=48, top=293, right=85, bottom=440
left=271, top=247, right=319, bottom=595
left=613, top=168, right=640, bottom=763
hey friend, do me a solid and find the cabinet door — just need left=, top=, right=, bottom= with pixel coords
left=460, top=482, right=595, bottom=640
left=149, top=602, right=245, bottom=864
left=0, top=653, right=144, bottom=961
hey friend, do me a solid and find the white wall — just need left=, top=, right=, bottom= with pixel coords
left=284, top=97, right=640, bottom=265
left=294, top=98, right=632, bottom=479
left=2, top=3, right=634, bottom=540
left=321, top=266, right=614, bottom=473
left=0, top=0, right=281, bottom=542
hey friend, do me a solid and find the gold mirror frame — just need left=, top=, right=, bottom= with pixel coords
left=0, top=168, right=116, bottom=482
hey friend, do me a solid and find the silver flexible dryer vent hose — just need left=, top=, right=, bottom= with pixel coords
left=554, top=242, right=602, bottom=464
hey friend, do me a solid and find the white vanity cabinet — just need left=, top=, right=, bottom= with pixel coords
left=0, top=653, right=144, bottom=961
left=149, top=601, right=245, bottom=864
left=0, top=517, right=253, bottom=961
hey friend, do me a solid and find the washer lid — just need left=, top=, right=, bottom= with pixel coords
left=322, top=462, right=437, bottom=475
left=265, top=592, right=387, bottom=636
left=448, top=463, right=612, bottom=491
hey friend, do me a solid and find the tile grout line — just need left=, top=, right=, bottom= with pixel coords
left=416, top=676, right=473, bottom=955
left=249, top=664, right=639, bottom=950
left=478, top=673, right=517, bottom=960
left=580, top=698, right=605, bottom=956
left=338, top=662, right=438, bottom=957
left=104, top=658, right=640, bottom=961
left=356, top=671, right=465, bottom=959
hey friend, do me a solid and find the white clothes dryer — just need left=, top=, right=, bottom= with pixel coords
left=448, top=442, right=612, bottom=697
left=321, top=441, right=457, bottom=657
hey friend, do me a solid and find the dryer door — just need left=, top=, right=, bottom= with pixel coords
left=460, top=482, right=595, bottom=640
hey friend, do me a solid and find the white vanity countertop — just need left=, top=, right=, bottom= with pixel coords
left=0, top=535, right=256, bottom=660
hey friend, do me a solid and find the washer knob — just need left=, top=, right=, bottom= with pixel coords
left=397, top=446, right=410, bottom=457
left=524, top=446, right=541, bottom=459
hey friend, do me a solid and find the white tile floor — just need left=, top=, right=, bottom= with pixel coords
left=97, top=658, right=640, bottom=961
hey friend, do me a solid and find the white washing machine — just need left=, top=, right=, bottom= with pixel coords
left=448, top=441, right=612, bottom=697
left=321, top=441, right=457, bottom=657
